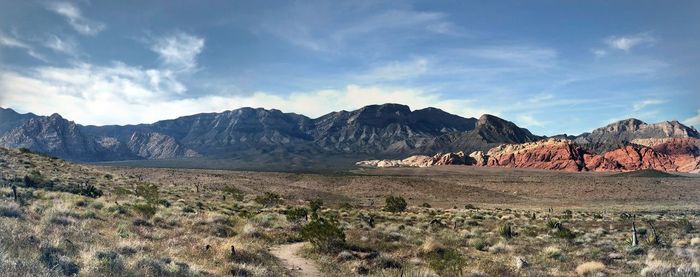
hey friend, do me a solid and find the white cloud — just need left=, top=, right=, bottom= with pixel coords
left=0, top=32, right=47, bottom=61
left=0, top=59, right=496, bottom=125
left=151, top=32, right=205, bottom=71
left=605, top=33, right=655, bottom=51
left=47, top=2, right=105, bottom=36
left=632, top=99, right=665, bottom=111
left=685, top=110, right=700, bottom=127
left=44, top=35, right=77, bottom=56
left=592, top=49, right=607, bottom=58
left=515, top=114, right=546, bottom=128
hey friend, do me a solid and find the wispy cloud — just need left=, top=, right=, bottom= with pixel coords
left=47, top=2, right=105, bottom=36
left=604, top=33, right=655, bottom=51
left=0, top=32, right=46, bottom=61
left=263, top=7, right=456, bottom=52
left=516, top=114, right=546, bottom=128
left=632, top=99, right=665, bottom=111
left=151, top=32, right=205, bottom=72
left=355, top=58, right=429, bottom=82
left=44, top=35, right=77, bottom=56
left=463, top=46, right=558, bottom=69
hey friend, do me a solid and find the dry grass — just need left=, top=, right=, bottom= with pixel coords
left=1, top=147, right=700, bottom=276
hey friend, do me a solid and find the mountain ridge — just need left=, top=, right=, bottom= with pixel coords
left=0, top=105, right=697, bottom=169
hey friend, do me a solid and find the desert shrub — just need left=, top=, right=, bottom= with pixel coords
left=95, top=251, right=124, bottom=274
left=551, top=225, right=576, bottom=240
left=499, top=223, right=514, bottom=239
left=424, top=248, right=465, bottom=276
left=384, top=195, right=407, bottom=213
left=75, top=184, right=103, bottom=198
left=135, top=183, right=159, bottom=204
left=676, top=218, right=694, bottom=234
left=132, top=203, right=157, bottom=219
left=103, top=174, right=113, bottom=180
left=464, top=204, right=477, bottom=210
left=39, top=246, right=80, bottom=276
left=470, top=238, right=489, bottom=251
left=108, top=205, right=129, bottom=215
left=300, top=217, right=345, bottom=252
left=182, top=206, right=196, bottom=213
left=254, top=192, right=282, bottom=207
left=23, top=171, right=51, bottom=188
left=421, top=202, right=431, bottom=208
left=211, top=225, right=236, bottom=237
left=135, top=257, right=171, bottom=276
left=575, top=261, right=605, bottom=276
left=285, top=207, right=308, bottom=222
left=223, top=187, right=244, bottom=201
left=19, top=147, right=32, bottom=154
left=0, top=203, right=22, bottom=218
left=309, top=198, right=323, bottom=214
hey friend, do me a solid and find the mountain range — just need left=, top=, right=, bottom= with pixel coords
left=0, top=104, right=698, bottom=170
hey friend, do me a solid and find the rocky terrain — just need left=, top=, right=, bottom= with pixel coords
left=2, top=104, right=698, bottom=172
left=359, top=137, right=700, bottom=173
left=0, top=104, right=538, bottom=163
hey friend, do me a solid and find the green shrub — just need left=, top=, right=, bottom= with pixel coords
left=676, top=218, right=694, bottom=234
left=286, top=207, right=308, bottom=222
left=551, top=224, right=576, bottom=240
left=470, top=238, right=489, bottom=251
left=300, top=217, right=345, bottom=253
left=425, top=248, right=465, bottom=276
left=254, top=192, right=283, bottom=207
left=499, top=223, right=514, bottom=239
left=135, top=183, right=159, bottom=204
left=223, top=187, right=245, bottom=201
left=132, top=203, right=157, bottom=219
left=384, top=195, right=407, bottom=213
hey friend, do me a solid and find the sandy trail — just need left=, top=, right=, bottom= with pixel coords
left=270, top=242, right=321, bottom=277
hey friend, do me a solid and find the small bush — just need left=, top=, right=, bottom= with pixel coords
left=677, top=218, right=694, bottom=234
left=95, top=251, right=124, bottom=273
left=223, top=187, right=245, bottom=201
left=384, top=195, right=407, bottom=213
left=300, top=217, right=345, bottom=253
left=470, top=238, right=489, bottom=251
left=285, top=207, right=308, bottom=222
left=575, top=261, right=605, bottom=276
left=132, top=203, right=157, bottom=219
left=420, top=202, right=431, bottom=208
left=0, top=204, right=22, bottom=218
left=39, top=246, right=80, bottom=276
left=254, top=192, right=283, bottom=207
left=499, top=223, right=514, bottom=239
left=424, top=248, right=465, bottom=276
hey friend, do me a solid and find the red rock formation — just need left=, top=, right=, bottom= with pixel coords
left=592, top=145, right=677, bottom=171
left=357, top=138, right=700, bottom=173
left=484, top=139, right=586, bottom=172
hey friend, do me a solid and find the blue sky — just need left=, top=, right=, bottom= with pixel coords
left=0, top=0, right=698, bottom=135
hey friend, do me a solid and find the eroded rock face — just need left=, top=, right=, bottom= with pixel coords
left=484, top=139, right=586, bottom=172
left=593, top=145, right=677, bottom=171
left=358, top=137, right=700, bottom=173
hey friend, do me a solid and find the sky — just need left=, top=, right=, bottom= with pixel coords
left=0, top=0, right=698, bottom=136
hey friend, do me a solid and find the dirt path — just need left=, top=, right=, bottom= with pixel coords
left=270, top=242, right=321, bottom=277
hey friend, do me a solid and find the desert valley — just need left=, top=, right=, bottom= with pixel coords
left=2, top=1, right=700, bottom=276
